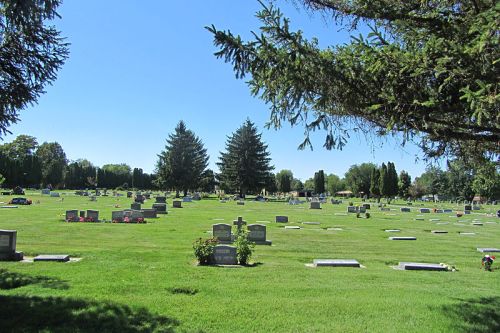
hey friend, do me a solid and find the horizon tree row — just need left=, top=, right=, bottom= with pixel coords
left=0, top=135, right=155, bottom=190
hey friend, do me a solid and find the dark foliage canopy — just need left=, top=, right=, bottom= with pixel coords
left=218, top=119, right=274, bottom=196
left=208, top=0, right=499, bottom=160
left=0, top=0, right=69, bottom=137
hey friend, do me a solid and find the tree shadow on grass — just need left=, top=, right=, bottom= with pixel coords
left=441, top=296, right=500, bottom=332
left=0, top=269, right=69, bottom=290
left=0, top=295, right=179, bottom=333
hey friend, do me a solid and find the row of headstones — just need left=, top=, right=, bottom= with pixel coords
left=212, top=217, right=272, bottom=245
left=131, top=202, right=167, bottom=215
left=0, top=230, right=70, bottom=262
left=66, top=210, right=99, bottom=222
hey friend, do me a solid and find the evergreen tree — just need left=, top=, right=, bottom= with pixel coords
left=0, top=1, right=69, bottom=137
left=217, top=120, right=274, bottom=197
left=398, top=171, right=412, bottom=199
left=370, top=167, right=380, bottom=198
left=387, top=162, right=399, bottom=197
left=209, top=1, right=499, bottom=160
left=379, top=163, right=389, bottom=198
left=132, top=168, right=144, bottom=189
left=314, top=170, right=325, bottom=194
left=156, top=121, right=209, bottom=197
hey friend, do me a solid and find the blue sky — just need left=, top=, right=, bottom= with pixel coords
left=3, top=0, right=434, bottom=181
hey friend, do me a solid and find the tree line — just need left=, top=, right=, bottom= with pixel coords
left=0, top=135, right=155, bottom=190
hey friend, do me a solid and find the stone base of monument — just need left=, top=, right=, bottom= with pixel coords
left=33, top=254, right=70, bottom=262
left=310, top=259, right=361, bottom=268
left=252, top=239, right=272, bottom=245
left=0, top=251, right=24, bottom=261
left=397, top=262, right=449, bottom=271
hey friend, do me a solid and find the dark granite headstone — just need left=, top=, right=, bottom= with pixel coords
left=152, top=203, right=167, bottom=214
left=0, top=230, right=23, bottom=261
left=247, top=224, right=271, bottom=245
left=213, top=224, right=232, bottom=243
left=155, top=196, right=166, bottom=203
left=313, top=259, right=360, bottom=267
left=212, top=245, right=238, bottom=265
left=65, top=210, right=79, bottom=222
left=142, top=209, right=157, bottom=218
left=172, top=201, right=182, bottom=208
left=131, top=202, right=141, bottom=210
left=112, top=211, right=124, bottom=222
left=86, top=210, right=99, bottom=221
left=310, top=202, right=321, bottom=209
left=275, top=216, right=288, bottom=223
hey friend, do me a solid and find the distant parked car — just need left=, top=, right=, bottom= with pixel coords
left=9, top=197, right=32, bottom=205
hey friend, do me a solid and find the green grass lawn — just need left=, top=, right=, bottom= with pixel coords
left=0, top=192, right=499, bottom=332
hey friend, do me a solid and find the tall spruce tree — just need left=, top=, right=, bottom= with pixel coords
left=370, top=167, right=380, bottom=198
left=208, top=1, right=499, bottom=160
left=156, top=121, right=209, bottom=197
left=218, top=120, right=274, bottom=197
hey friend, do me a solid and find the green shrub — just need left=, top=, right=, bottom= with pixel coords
left=234, top=230, right=254, bottom=265
left=193, top=237, right=218, bottom=265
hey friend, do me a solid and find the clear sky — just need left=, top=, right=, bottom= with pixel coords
left=2, top=0, right=435, bottom=181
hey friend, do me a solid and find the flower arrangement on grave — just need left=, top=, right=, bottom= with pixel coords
left=66, top=215, right=75, bottom=222
left=84, top=217, right=95, bottom=222
left=124, top=216, right=130, bottom=223
left=482, top=255, right=495, bottom=271
left=137, top=217, right=145, bottom=223
left=79, top=216, right=85, bottom=222
left=193, top=237, right=218, bottom=265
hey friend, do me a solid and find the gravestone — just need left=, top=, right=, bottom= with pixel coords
left=358, top=206, right=367, bottom=213
left=130, top=210, right=145, bottom=223
left=464, top=205, right=472, bottom=211
left=435, top=209, right=444, bottom=213
left=131, top=202, right=141, bottom=210
left=362, top=203, right=371, bottom=210
left=385, top=229, right=401, bottom=232
left=41, top=189, right=50, bottom=195
left=50, top=192, right=60, bottom=197
left=135, top=195, right=145, bottom=204
left=127, top=191, right=133, bottom=198
left=34, top=255, right=70, bottom=262
left=399, top=262, right=448, bottom=271
left=212, top=224, right=232, bottom=243
left=302, top=222, right=320, bottom=225
left=380, top=207, right=390, bottom=211
left=142, top=209, right=157, bottom=218
left=183, top=196, right=192, bottom=202
left=233, top=216, right=247, bottom=233
left=247, top=224, right=271, bottom=245
left=152, top=203, right=167, bottom=214
left=347, top=206, right=358, bottom=213
left=313, top=259, right=360, bottom=267
left=285, top=226, right=301, bottom=229
left=237, top=200, right=245, bottom=206
left=400, top=207, right=411, bottom=213
left=276, top=216, right=288, bottom=223
left=331, top=199, right=341, bottom=204
left=172, top=201, right=182, bottom=208
left=65, top=210, right=79, bottom=222
left=389, top=237, right=417, bottom=240
left=310, top=202, right=321, bottom=209
left=464, top=210, right=471, bottom=215
left=443, top=209, right=453, bottom=213
left=155, top=196, right=166, bottom=203
left=431, top=230, right=448, bottom=234
left=477, top=248, right=500, bottom=252
left=0, top=230, right=23, bottom=261
left=420, top=208, right=431, bottom=213
left=212, top=245, right=238, bottom=265
left=89, top=196, right=97, bottom=202
left=112, top=211, right=124, bottom=222
left=193, top=193, right=201, bottom=200
left=86, top=210, right=99, bottom=222
left=79, top=211, right=85, bottom=219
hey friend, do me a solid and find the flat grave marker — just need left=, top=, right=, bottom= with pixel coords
left=398, top=262, right=448, bottom=271
left=33, top=254, right=70, bottom=262
left=313, top=259, right=360, bottom=268
left=275, top=216, right=288, bottom=223
left=389, top=236, right=416, bottom=240
left=477, top=248, right=500, bottom=253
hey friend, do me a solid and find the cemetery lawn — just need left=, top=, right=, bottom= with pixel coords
left=1, top=192, right=499, bottom=332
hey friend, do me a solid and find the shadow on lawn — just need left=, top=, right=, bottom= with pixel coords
left=0, top=269, right=69, bottom=290
left=0, top=295, right=180, bottom=333
left=442, top=296, right=500, bottom=332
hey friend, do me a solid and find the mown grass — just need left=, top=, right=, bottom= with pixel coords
left=0, top=191, right=499, bottom=332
